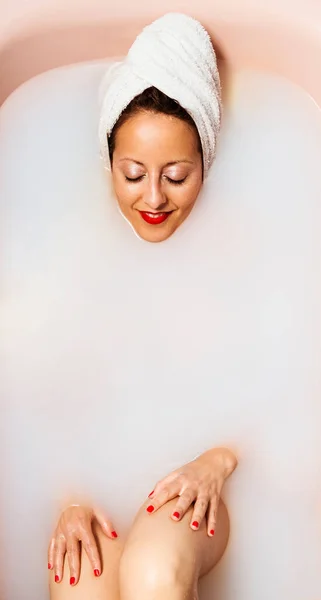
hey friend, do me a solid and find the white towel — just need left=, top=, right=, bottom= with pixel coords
left=98, top=12, right=222, bottom=177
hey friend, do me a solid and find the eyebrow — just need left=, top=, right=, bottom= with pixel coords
left=119, top=159, right=194, bottom=166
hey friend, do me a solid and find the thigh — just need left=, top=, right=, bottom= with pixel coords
left=121, top=497, right=229, bottom=581
left=49, top=520, right=123, bottom=600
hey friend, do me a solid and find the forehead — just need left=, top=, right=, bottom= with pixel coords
left=114, top=111, right=200, bottom=158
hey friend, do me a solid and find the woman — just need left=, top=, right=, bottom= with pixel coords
left=98, top=11, right=221, bottom=243
left=48, top=13, right=238, bottom=600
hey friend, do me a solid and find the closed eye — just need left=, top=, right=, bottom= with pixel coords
left=166, top=177, right=187, bottom=185
left=125, top=175, right=144, bottom=182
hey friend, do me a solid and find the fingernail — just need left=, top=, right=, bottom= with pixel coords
left=48, top=563, right=52, bottom=570
left=148, top=490, right=154, bottom=498
left=192, top=520, right=199, bottom=529
left=70, top=577, right=75, bottom=586
left=146, top=505, right=154, bottom=513
left=210, top=529, right=215, bottom=536
left=173, top=511, right=180, bottom=519
left=111, top=531, right=118, bottom=538
left=94, top=569, right=100, bottom=577
left=55, top=575, right=60, bottom=583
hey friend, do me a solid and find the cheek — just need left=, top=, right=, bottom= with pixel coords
left=175, top=179, right=202, bottom=210
left=112, top=175, right=137, bottom=207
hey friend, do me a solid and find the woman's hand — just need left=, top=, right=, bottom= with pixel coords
left=146, top=447, right=237, bottom=536
left=48, top=504, right=118, bottom=585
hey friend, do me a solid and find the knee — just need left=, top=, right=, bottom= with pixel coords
left=119, top=538, right=194, bottom=594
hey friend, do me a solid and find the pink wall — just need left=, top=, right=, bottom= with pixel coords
left=1, top=0, right=321, bottom=107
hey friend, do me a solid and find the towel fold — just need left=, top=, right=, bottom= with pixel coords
left=99, top=12, right=222, bottom=177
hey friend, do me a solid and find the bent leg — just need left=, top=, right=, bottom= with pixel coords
left=49, top=520, right=123, bottom=600
left=119, top=498, right=229, bottom=600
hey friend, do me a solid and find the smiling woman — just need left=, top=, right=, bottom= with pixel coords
left=2, top=1, right=321, bottom=597
left=98, top=11, right=222, bottom=242
left=109, top=87, right=204, bottom=242
left=43, top=12, right=239, bottom=600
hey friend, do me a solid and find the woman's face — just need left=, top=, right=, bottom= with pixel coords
left=111, top=111, right=203, bottom=242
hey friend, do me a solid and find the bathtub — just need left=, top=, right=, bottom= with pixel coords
left=1, top=1, right=321, bottom=599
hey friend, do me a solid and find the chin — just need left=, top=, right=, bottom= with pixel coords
left=135, top=224, right=175, bottom=243
left=119, top=207, right=194, bottom=243
left=123, top=212, right=182, bottom=243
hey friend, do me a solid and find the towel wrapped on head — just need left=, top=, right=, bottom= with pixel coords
left=98, top=12, right=222, bottom=178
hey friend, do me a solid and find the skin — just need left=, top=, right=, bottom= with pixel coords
left=111, top=111, right=203, bottom=243
left=49, top=500, right=230, bottom=600
left=48, top=446, right=237, bottom=593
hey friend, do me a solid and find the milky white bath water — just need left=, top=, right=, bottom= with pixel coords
left=1, top=62, right=321, bottom=599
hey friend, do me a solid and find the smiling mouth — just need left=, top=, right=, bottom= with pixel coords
left=139, top=211, right=173, bottom=225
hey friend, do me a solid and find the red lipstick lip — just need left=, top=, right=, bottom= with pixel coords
left=139, top=211, right=172, bottom=225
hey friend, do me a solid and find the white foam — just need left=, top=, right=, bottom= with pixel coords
left=1, top=62, right=321, bottom=599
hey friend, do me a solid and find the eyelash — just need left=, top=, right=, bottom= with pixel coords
left=125, top=176, right=144, bottom=182
left=125, top=176, right=186, bottom=185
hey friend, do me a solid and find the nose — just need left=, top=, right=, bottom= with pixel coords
left=144, top=175, right=167, bottom=210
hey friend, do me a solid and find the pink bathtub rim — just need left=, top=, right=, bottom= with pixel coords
left=0, top=11, right=321, bottom=108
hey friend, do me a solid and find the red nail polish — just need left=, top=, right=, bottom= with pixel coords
left=48, top=563, right=52, bottom=570
left=173, top=511, right=180, bottom=519
left=210, top=529, right=215, bottom=536
left=111, top=531, right=118, bottom=538
left=146, top=505, right=154, bottom=513
left=192, top=521, right=199, bottom=529
left=70, top=577, right=75, bottom=586
left=148, top=490, right=154, bottom=498
left=55, top=575, right=60, bottom=583
left=94, top=569, right=100, bottom=577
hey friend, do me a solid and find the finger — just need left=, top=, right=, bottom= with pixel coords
left=48, top=537, right=55, bottom=570
left=80, top=528, right=102, bottom=577
left=94, top=507, right=118, bottom=540
left=66, top=535, right=80, bottom=585
left=54, top=535, right=66, bottom=583
left=190, top=494, right=209, bottom=530
left=171, top=488, right=197, bottom=521
left=148, top=469, right=182, bottom=500
left=207, top=494, right=219, bottom=537
left=146, top=480, right=181, bottom=514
